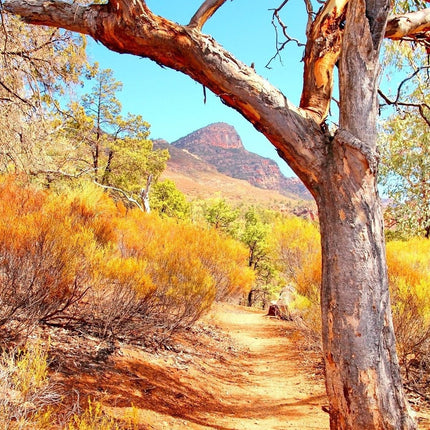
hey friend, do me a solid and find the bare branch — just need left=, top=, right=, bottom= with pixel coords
left=266, top=0, right=305, bottom=69
left=378, top=76, right=430, bottom=129
left=386, top=8, right=430, bottom=52
left=188, top=0, right=227, bottom=31
left=93, top=181, right=144, bottom=211
left=0, top=80, right=33, bottom=106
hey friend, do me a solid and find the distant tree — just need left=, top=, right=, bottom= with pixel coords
left=203, top=197, right=239, bottom=234
left=378, top=40, right=430, bottom=239
left=150, top=179, right=190, bottom=219
left=54, top=66, right=169, bottom=208
left=379, top=110, right=430, bottom=238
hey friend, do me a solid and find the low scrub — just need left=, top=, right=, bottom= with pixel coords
left=0, top=341, right=60, bottom=429
left=0, top=176, right=253, bottom=343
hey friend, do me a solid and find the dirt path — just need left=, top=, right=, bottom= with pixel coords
left=99, top=303, right=329, bottom=429
left=195, top=304, right=330, bottom=430
left=55, top=303, right=430, bottom=429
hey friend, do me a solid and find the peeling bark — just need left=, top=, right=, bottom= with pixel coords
left=385, top=8, right=430, bottom=40
left=300, top=0, right=348, bottom=121
left=315, top=0, right=416, bottom=427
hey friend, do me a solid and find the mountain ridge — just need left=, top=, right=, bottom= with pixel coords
left=170, top=122, right=311, bottom=199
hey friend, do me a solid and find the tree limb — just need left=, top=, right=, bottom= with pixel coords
left=2, top=0, right=328, bottom=189
left=299, top=0, right=348, bottom=121
left=188, top=0, right=227, bottom=30
left=385, top=8, right=430, bottom=40
left=93, top=181, right=144, bottom=211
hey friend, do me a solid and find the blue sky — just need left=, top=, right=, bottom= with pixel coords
left=86, top=1, right=309, bottom=177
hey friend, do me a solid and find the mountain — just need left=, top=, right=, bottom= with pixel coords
left=170, top=122, right=311, bottom=199
left=155, top=139, right=303, bottom=207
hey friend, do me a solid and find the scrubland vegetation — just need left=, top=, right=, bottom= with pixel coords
left=0, top=172, right=428, bottom=428
left=0, top=175, right=254, bottom=344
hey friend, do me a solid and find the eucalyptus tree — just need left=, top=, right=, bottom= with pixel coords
left=4, top=0, right=430, bottom=427
left=59, top=67, right=169, bottom=209
left=378, top=23, right=430, bottom=239
left=0, top=12, right=86, bottom=174
left=379, top=107, right=430, bottom=238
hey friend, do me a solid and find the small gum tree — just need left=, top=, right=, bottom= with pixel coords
left=3, top=0, right=430, bottom=428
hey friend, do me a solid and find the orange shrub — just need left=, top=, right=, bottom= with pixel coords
left=0, top=176, right=254, bottom=342
left=0, top=178, right=90, bottom=339
left=118, top=211, right=253, bottom=332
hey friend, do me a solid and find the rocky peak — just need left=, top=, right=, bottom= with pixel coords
left=167, top=122, right=311, bottom=200
left=172, top=122, right=244, bottom=150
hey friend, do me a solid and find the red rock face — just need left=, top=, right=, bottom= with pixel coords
left=171, top=122, right=311, bottom=200
left=173, top=122, right=244, bottom=150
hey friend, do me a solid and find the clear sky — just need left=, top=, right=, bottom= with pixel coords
left=86, top=1, right=309, bottom=177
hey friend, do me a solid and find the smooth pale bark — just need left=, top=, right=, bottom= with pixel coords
left=2, top=0, right=425, bottom=428
left=385, top=8, right=430, bottom=40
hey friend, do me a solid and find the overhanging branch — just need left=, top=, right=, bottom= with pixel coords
left=385, top=8, right=430, bottom=51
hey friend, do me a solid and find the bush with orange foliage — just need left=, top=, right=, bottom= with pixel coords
left=117, top=211, right=254, bottom=334
left=0, top=176, right=253, bottom=343
left=0, top=177, right=90, bottom=340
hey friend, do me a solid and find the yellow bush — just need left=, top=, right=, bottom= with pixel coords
left=118, top=211, right=253, bottom=331
left=0, top=340, right=60, bottom=430
left=272, top=216, right=321, bottom=297
left=67, top=399, right=120, bottom=430
left=386, top=238, right=430, bottom=375
left=0, top=175, right=255, bottom=341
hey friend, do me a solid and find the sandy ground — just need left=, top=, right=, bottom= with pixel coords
left=54, top=303, right=430, bottom=429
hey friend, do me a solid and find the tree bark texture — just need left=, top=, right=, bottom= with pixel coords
left=3, top=0, right=427, bottom=428
left=317, top=140, right=415, bottom=428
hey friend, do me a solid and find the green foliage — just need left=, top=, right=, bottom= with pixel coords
left=240, top=207, right=272, bottom=270
left=203, top=197, right=239, bottom=234
left=150, top=179, right=190, bottom=219
left=54, top=66, right=169, bottom=208
left=379, top=108, right=430, bottom=238
left=379, top=1, right=430, bottom=240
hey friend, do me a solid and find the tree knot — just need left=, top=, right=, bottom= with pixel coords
left=334, top=128, right=379, bottom=173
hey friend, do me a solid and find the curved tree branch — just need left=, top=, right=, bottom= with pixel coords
left=385, top=8, right=430, bottom=40
left=3, top=0, right=327, bottom=191
left=299, top=0, right=348, bottom=121
left=188, top=0, right=227, bottom=30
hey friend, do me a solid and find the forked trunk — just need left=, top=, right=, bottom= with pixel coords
left=314, top=142, right=416, bottom=429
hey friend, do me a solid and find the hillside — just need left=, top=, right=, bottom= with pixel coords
left=155, top=123, right=312, bottom=206
left=155, top=140, right=304, bottom=208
